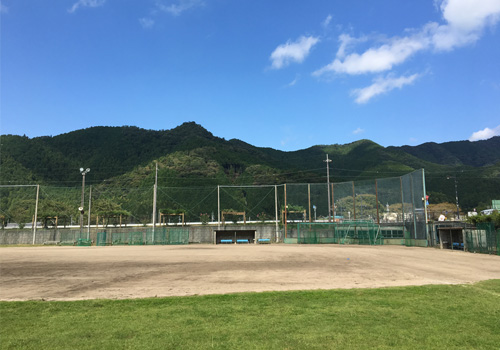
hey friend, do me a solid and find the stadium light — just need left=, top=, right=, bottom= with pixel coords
left=80, top=168, right=90, bottom=234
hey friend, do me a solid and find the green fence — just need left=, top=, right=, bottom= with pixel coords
left=59, top=230, right=86, bottom=245
left=96, top=227, right=189, bottom=246
left=465, top=223, right=499, bottom=255
left=147, top=227, right=189, bottom=245
left=297, top=221, right=383, bottom=245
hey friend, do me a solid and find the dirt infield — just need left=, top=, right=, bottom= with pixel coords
left=1, top=244, right=499, bottom=301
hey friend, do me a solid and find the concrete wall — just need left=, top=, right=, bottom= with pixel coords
left=0, top=224, right=282, bottom=245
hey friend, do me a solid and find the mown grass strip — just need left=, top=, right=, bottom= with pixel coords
left=1, top=280, right=499, bottom=350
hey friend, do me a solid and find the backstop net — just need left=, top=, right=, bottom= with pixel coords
left=285, top=169, right=428, bottom=245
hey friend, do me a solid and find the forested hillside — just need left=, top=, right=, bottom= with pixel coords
left=1, top=122, right=499, bottom=211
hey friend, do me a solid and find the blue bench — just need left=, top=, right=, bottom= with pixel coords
left=220, top=239, right=233, bottom=244
left=258, top=238, right=271, bottom=244
left=236, top=239, right=249, bottom=244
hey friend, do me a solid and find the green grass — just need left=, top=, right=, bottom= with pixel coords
left=1, top=280, right=499, bottom=350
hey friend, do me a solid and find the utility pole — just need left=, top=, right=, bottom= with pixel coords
left=324, top=154, right=332, bottom=221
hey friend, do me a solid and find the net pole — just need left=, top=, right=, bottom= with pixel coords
left=375, top=179, right=380, bottom=225
left=217, top=185, right=220, bottom=230
left=87, top=185, right=92, bottom=240
left=400, top=177, right=404, bottom=226
left=308, top=184, right=311, bottom=223
left=275, top=185, right=279, bottom=242
left=284, top=184, right=287, bottom=239
left=152, top=162, right=158, bottom=243
left=331, top=183, right=334, bottom=221
left=32, top=184, right=39, bottom=245
left=410, top=174, right=417, bottom=240
left=422, top=169, right=430, bottom=242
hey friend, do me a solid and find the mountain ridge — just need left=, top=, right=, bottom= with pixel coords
left=1, top=122, right=499, bottom=210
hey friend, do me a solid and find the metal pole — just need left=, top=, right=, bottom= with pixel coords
left=217, top=185, right=220, bottom=230
left=284, top=184, right=287, bottom=239
left=410, top=174, right=417, bottom=240
left=308, top=184, right=311, bottom=223
left=422, top=169, right=430, bottom=243
left=32, top=185, right=39, bottom=245
left=275, top=185, right=279, bottom=242
left=324, top=155, right=332, bottom=221
left=87, top=185, right=92, bottom=240
left=375, top=179, right=380, bottom=225
left=400, top=177, right=405, bottom=225
left=331, top=183, right=334, bottom=220
left=152, top=162, right=158, bottom=242
left=80, top=173, right=85, bottom=235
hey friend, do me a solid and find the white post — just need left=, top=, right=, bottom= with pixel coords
left=32, top=184, right=39, bottom=245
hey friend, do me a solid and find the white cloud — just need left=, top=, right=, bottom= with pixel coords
left=139, top=17, right=155, bottom=29
left=157, top=0, right=204, bottom=16
left=431, top=0, right=500, bottom=50
left=352, top=73, right=420, bottom=104
left=322, top=14, right=332, bottom=29
left=68, top=0, right=105, bottom=14
left=314, top=0, right=500, bottom=76
left=314, top=35, right=428, bottom=76
left=352, top=128, right=365, bottom=135
left=270, top=36, right=320, bottom=69
left=469, top=125, right=500, bottom=141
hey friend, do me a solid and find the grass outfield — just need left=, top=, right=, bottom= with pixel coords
left=1, top=280, right=499, bottom=350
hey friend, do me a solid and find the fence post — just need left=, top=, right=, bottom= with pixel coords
left=32, top=185, right=39, bottom=245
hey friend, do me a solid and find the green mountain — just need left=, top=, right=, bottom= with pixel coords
left=1, top=122, right=499, bottom=211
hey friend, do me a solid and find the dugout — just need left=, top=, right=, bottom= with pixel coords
left=215, top=230, right=256, bottom=244
left=437, top=226, right=464, bottom=250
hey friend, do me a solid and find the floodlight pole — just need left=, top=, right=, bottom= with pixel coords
left=80, top=168, right=90, bottom=236
left=324, top=154, right=332, bottom=221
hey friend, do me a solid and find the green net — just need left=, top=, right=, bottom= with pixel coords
left=297, top=221, right=383, bottom=245
left=465, top=223, right=499, bottom=255
left=147, top=227, right=189, bottom=245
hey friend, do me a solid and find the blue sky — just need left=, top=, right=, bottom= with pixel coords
left=1, top=0, right=499, bottom=151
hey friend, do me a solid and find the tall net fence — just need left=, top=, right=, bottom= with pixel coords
left=0, top=185, right=38, bottom=229
left=0, top=169, right=428, bottom=245
left=284, top=169, right=428, bottom=244
left=219, top=185, right=283, bottom=224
